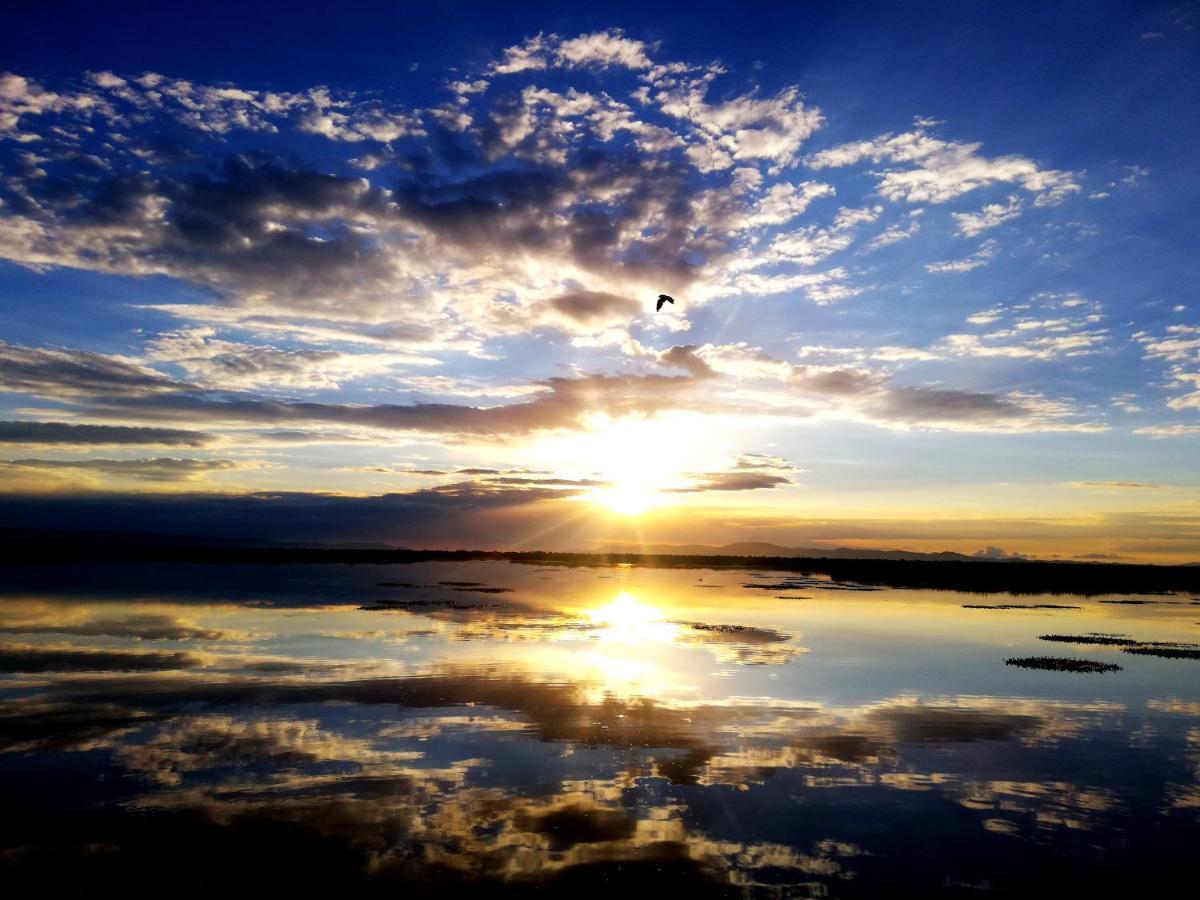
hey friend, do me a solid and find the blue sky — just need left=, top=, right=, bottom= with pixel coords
left=1, top=1, right=1198, bottom=559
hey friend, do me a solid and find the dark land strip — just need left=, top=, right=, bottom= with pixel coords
left=1, top=529, right=1199, bottom=596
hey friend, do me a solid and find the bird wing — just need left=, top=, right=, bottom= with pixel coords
left=656, top=297, right=666, bottom=311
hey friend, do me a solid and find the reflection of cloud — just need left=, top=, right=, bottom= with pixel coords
left=0, top=642, right=206, bottom=672
left=1, top=648, right=1180, bottom=895
left=0, top=612, right=228, bottom=641
left=115, top=714, right=424, bottom=786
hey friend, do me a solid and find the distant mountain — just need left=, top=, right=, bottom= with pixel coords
left=592, top=541, right=1016, bottom=562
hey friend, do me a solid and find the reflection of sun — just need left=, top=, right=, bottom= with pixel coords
left=571, top=591, right=680, bottom=699
left=586, top=591, right=679, bottom=644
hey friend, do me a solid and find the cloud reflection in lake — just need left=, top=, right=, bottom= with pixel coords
left=0, top=560, right=1197, bottom=896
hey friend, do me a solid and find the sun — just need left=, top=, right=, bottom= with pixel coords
left=594, top=482, right=657, bottom=516
left=531, top=412, right=725, bottom=516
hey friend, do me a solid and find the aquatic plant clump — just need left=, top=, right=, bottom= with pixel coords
left=1004, top=656, right=1123, bottom=673
left=963, top=604, right=1081, bottom=610
left=1122, top=644, right=1200, bottom=660
left=1038, top=634, right=1138, bottom=646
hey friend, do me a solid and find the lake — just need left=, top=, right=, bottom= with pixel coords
left=1, top=559, right=1197, bottom=897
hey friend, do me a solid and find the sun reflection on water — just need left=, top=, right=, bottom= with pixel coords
left=585, top=591, right=680, bottom=645
left=571, top=591, right=683, bottom=699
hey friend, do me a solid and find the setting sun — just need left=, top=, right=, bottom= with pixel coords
left=531, top=412, right=729, bottom=516
left=593, top=482, right=658, bottom=516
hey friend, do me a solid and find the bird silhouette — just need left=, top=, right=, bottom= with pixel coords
left=656, top=294, right=676, bottom=312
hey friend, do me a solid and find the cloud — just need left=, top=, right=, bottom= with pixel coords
left=0, top=39, right=1142, bottom=483
left=952, top=195, right=1022, bottom=236
left=0, top=43, right=833, bottom=353
left=1134, top=424, right=1200, bottom=437
left=82, top=372, right=702, bottom=438
left=0, top=331, right=1104, bottom=447
left=1064, top=481, right=1164, bottom=490
left=808, top=125, right=1078, bottom=205
left=0, top=39, right=1090, bottom=399
left=670, top=471, right=791, bottom=493
left=1135, top=325, right=1200, bottom=411
left=146, top=327, right=430, bottom=390
left=0, top=613, right=227, bottom=641
left=867, top=219, right=920, bottom=250
left=0, top=421, right=215, bottom=446
left=657, top=345, right=716, bottom=378
left=971, top=546, right=1029, bottom=561
left=0, top=643, right=205, bottom=672
left=0, top=457, right=258, bottom=483
left=555, top=30, right=654, bottom=69
left=925, top=239, right=996, bottom=273
left=538, top=291, right=643, bottom=330
left=0, top=340, right=183, bottom=399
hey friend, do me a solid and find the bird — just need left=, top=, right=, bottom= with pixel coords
left=655, top=294, right=676, bottom=312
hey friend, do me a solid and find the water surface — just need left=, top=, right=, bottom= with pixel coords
left=1, top=560, right=1197, bottom=897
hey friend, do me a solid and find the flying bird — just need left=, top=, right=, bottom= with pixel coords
left=656, top=294, right=676, bottom=312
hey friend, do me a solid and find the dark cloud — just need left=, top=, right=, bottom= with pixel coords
left=543, top=290, right=641, bottom=325
left=0, top=420, right=215, bottom=446
left=0, top=484, right=584, bottom=544
left=670, top=472, right=791, bottom=493
left=0, top=457, right=249, bottom=482
left=0, top=645, right=205, bottom=673
left=869, top=386, right=1040, bottom=425
left=85, top=371, right=700, bottom=437
left=659, top=345, right=716, bottom=378
left=0, top=614, right=227, bottom=641
left=868, top=704, right=1042, bottom=744
left=0, top=340, right=183, bottom=399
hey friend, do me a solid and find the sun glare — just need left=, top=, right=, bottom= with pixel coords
left=533, top=412, right=727, bottom=516
left=586, top=591, right=679, bottom=644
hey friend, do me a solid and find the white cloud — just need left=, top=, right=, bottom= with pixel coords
left=925, top=240, right=997, bottom=273
left=952, top=195, right=1022, bottom=236
left=867, top=219, right=920, bottom=250
left=145, top=327, right=433, bottom=390
left=808, top=126, right=1078, bottom=206
left=556, top=30, right=653, bottom=69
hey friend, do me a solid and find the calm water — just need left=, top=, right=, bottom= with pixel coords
left=1, top=560, right=1197, bottom=897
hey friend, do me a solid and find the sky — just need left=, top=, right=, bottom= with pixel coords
left=1, top=0, right=1198, bottom=561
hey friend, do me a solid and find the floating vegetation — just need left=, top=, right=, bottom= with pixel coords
left=963, top=604, right=1081, bottom=610
left=1005, top=656, right=1122, bottom=673
left=376, top=581, right=512, bottom=594
left=1122, top=643, right=1200, bottom=660
left=359, top=598, right=507, bottom=611
left=1039, top=634, right=1138, bottom=647
left=1098, top=599, right=1182, bottom=605
left=1038, top=634, right=1200, bottom=660
left=743, top=580, right=881, bottom=592
left=686, top=623, right=781, bottom=637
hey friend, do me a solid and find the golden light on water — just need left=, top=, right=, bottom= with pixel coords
left=586, top=591, right=680, bottom=644
left=569, top=591, right=681, bottom=698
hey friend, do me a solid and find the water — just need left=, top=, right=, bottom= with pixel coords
left=1, top=560, right=1197, bottom=897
